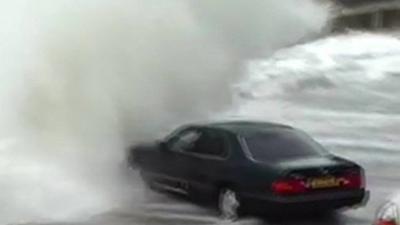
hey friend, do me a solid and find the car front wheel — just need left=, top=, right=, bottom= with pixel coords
left=218, top=188, right=240, bottom=220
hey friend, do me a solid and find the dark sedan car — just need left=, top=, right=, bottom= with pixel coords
left=127, top=121, right=369, bottom=219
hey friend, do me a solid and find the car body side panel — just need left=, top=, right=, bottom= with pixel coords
left=130, top=144, right=182, bottom=188
left=129, top=144, right=161, bottom=173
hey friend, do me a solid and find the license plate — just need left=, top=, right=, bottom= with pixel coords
left=309, top=177, right=340, bottom=189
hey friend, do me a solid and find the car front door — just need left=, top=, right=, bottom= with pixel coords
left=157, top=127, right=202, bottom=194
left=182, top=128, right=231, bottom=196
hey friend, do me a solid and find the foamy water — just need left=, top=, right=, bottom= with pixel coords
left=0, top=0, right=328, bottom=224
left=235, top=32, right=400, bottom=165
left=2, top=0, right=399, bottom=224
left=7, top=32, right=398, bottom=225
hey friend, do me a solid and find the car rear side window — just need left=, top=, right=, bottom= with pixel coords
left=243, top=129, right=327, bottom=162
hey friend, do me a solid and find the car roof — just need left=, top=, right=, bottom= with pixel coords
left=192, top=120, right=294, bottom=135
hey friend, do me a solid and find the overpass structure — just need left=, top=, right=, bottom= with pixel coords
left=324, top=0, right=400, bottom=32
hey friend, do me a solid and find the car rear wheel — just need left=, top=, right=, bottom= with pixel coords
left=218, top=188, right=240, bottom=220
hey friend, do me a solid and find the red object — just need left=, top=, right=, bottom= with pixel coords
left=272, top=169, right=365, bottom=195
left=341, top=170, right=364, bottom=189
left=376, top=219, right=397, bottom=225
left=272, top=179, right=307, bottom=195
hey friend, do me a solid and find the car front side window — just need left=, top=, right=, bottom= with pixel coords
left=168, top=129, right=202, bottom=153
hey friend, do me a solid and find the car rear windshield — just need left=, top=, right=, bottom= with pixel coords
left=243, top=129, right=327, bottom=162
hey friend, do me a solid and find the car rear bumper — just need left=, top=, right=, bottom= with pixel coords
left=240, top=189, right=369, bottom=214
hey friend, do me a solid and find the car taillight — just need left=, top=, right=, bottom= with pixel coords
left=272, top=179, right=307, bottom=196
left=342, top=169, right=364, bottom=189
